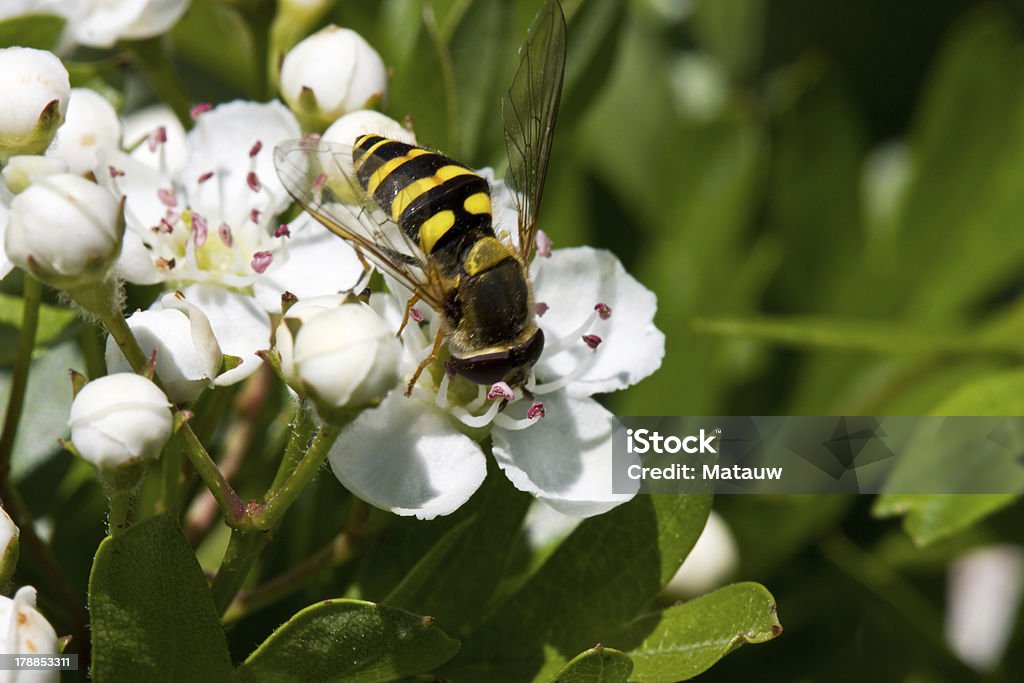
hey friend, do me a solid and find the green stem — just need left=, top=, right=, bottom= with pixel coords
left=160, top=432, right=185, bottom=515
left=0, top=276, right=41, bottom=479
left=210, top=528, right=267, bottom=615
left=108, top=489, right=132, bottom=536
left=222, top=530, right=356, bottom=623
left=253, top=422, right=342, bottom=531
left=270, top=400, right=315, bottom=490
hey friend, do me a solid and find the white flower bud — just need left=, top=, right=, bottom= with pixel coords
left=0, top=507, right=18, bottom=586
left=4, top=173, right=123, bottom=289
left=47, top=88, right=122, bottom=176
left=0, top=47, right=70, bottom=161
left=1, top=155, right=68, bottom=195
left=280, top=26, right=387, bottom=130
left=660, top=511, right=739, bottom=599
left=69, top=373, right=173, bottom=473
left=279, top=300, right=401, bottom=418
left=105, top=293, right=223, bottom=403
left=0, top=587, right=59, bottom=675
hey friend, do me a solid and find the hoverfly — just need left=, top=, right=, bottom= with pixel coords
left=274, top=0, right=565, bottom=397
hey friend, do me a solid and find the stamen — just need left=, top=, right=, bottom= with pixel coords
left=409, top=307, right=425, bottom=323
left=158, top=217, right=174, bottom=233
left=528, top=402, right=545, bottom=419
left=536, top=230, right=552, bottom=258
left=450, top=399, right=503, bottom=429
left=582, top=334, right=602, bottom=350
left=219, top=223, right=233, bottom=246
left=251, top=251, right=273, bottom=273
left=197, top=171, right=214, bottom=184
left=594, top=302, right=612, bottom=320
left=311, top=173, right=327, bottom=193
left=249, top=140, right=263, bottom=157
left=147, top=125, right=167, bottom=152
left=533, top=350, right=598, bottom=395
left=274, top=224, right=290, bottom=238
left=247, top=171, right=261, bottom=192
left=488, top=382, right=514, bottom=401
left=299, top=133, right=321, bottom=152
left=250, top=208, right=262, bottom=223
left=544, top=310, right=599, bottom=356
left=535, top=302, right=549, bottom=317
left=192, top=212, right=208, bottom=247
left=493, top=409, right=542, bottom=430
left=108, top=165, right=124, bottom=178
left=190, top=102, right=212, bottom=120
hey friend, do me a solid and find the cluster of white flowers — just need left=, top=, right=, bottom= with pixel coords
left=0, top=11, right=666, bottom=521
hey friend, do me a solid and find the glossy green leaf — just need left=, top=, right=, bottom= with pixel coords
left=618, top=582, right=781, bottom=681
left=236, top=599, right=460, bottom=682
left=442, top=494, right=712, bottom=682
left=383, top=466, right=531, bottom=635
left=546, top=646, right=632, bottom=683
left=874, top=369, right=1024, bottom=545
left=0, top=13, right=65, bottom=50
left=89, top=514, right=232, bottom=683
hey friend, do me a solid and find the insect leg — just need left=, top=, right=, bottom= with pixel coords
left=405, top=327, right=446, bottom=397
left=396, top=292, right=422, bottom=337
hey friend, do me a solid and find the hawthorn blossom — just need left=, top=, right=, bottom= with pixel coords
left=325, top=180, right=663, bottom=520
left=100, top=100, right=362, bottom=384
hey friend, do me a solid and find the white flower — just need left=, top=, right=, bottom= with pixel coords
left=105, top=291, right=223, bottom=403
left=121, top=104, right=187, bottom=174
left=46, top=87, right=121, bottom=176
left=1, top=155, right=68, bottom=195
left=0, top=587, right=59, bottom=681
left=59, top=0, right=191, bottom=49
left=280, top=26, right=387, bottom=130
left=946, top=545, right=1024, bottom=672
left=0, top=47, right=69, bottom=161
left=660, top=511, right=739, bottom=599
left=326, top=182, right=664, bottom=519
left=69, top=373, right=173, bottom=471
left=0, top=506, right=18, bottom=585
left=4, top=173, right=122, bottom=289
left=278, top=298, right=401, bottom=419
left=100, top=100, right=363, bottom=384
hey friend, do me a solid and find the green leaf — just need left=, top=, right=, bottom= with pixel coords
left=0, top=13, right=66, bottom=50
left=546, top=646, right=632, bottom=683
left=172, top=0, right=260, bottom=97
left=618, top=582, right=781, bottom=682
left=89, top=513, right=232, bottom=683
left=389, top=4, right=454, bottom=150
left=873, top=369, right=1024, bottom=545
left=693, top=315, right=1024, bottom=357
left=442, top=494, right=712, bottom=682
left=382, top=467, right=532, bottom=635
left=0, top=293, right=78, bottom=360
left=236, top=599, right=460, bottom=682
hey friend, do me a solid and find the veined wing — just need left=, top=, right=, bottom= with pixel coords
left=274, top=137, right=449, bottom=310
left=501, top=0, right=566, bottom=262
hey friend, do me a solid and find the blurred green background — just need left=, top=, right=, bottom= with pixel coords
left=5, top=0, right=1024, bottom=679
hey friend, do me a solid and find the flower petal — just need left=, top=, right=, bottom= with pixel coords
left=533, top=246, right=665, bottom=397
left=122, top=104, right=187, bottom=174
left=252, top=213, right=364, bottom=312
left=0, top=202, right=13, bottom=280
left=492, top=393, right=638, bottom=517
left=182, top=283, right=271, bottom=385
left=328, top=392, right=487, bottom=520
left=182, top=100, right=300, bottom=221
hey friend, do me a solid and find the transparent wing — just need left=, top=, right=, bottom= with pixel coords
left=273, top=137, right=448, bottom=310
left=501, top=0, right=566, bottom=261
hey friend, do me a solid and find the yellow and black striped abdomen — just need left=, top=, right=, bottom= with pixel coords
left=352, top=134, right=494, bottom=266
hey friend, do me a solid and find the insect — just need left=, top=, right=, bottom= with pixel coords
left=275, top=0, right=565, bottom=397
